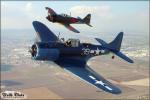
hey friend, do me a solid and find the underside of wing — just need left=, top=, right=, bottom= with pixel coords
left=55, top=57, right=121, bottom=94
left=33, top=21, right=58, bottom=42
left=63, top=24, right=80, bottom=33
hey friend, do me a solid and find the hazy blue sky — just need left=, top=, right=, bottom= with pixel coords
left=1, top=1, right=149, bottom=34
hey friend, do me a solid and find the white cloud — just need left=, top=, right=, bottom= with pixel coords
left=1, top=2, right=6, bottom=9
left=1, top=2, right=149, bottom=34
left=68, top=5, right=114, bottom=33
left=108, top=8, right=149, bottom=34
left=70, top=5, right=113, bottom=19
left=24, top=2, right=42, bottom=20
left=25, top=2, right=32, bottom=12
left=69, top=5, right=149, bottom=34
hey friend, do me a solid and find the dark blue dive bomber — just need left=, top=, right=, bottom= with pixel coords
left=29, top=21, right=134, bottom=94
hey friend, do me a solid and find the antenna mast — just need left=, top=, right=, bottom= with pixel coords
left=70, top=12, right=71, bottom=16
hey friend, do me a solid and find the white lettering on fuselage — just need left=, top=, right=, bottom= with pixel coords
left=82, top=47, right=105, bottom=55
left=82, top=48, right=91, bottom=55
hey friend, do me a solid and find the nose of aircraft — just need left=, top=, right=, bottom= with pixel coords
left=28, top=44, right=37, bottom=58
left=45, top=7, right=49, bottom=10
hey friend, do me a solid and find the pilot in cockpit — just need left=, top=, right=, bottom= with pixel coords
left=65, top=39, right=72, bottom=47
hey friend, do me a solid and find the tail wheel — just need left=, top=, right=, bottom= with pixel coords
left=112, top=55, right=115, bottom=59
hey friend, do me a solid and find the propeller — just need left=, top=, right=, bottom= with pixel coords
left=28, top=37, right=39, bottom=58
left=29, top=44, right=37, bottom=58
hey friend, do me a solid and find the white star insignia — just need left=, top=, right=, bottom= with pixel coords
left=95, top=47, right=100, bottom=55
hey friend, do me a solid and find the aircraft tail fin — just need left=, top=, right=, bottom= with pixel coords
left=108, top=32, right=123, bottom=52
left=95, top=32, right=134, bottom=63
left=83, top=14, right=92, bottom=27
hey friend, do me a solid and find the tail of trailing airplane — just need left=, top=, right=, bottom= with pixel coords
left=83, top=14, right=92, bottom=27
left=95, top=32, right=134, bottom=63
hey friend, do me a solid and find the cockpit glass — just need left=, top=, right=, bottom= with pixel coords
left=60, top=14, right=70, bottom=17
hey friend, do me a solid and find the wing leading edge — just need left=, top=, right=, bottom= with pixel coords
left=63, top=24, right=80, bottom=33
left=33, top=21, right=58, bottom=42
left=55, top=57, right=121, bottom=94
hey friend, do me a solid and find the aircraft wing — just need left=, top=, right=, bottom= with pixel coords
left=32, top=21, right=58, bottom=42
left=45, top=7, right=57, bottom=15
left=63, top=24, right=80, bottom=33
left=55, top=57, right=121, bottom=94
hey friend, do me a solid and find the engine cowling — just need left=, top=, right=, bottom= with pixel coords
left=46, top=15, right=57, bottom=22
left=30, top=43, right=59, bottom=61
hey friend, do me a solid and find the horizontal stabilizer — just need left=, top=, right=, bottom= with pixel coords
left=113, top=51, right=134, bottom=63
left=95, top=32, right=134, bottom=63
left=95, top=38, right=107, bottom=46
left=95, top=32, right=123, bottom=51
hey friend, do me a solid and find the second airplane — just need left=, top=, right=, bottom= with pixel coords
left=45, top=7, right=92, bottom=33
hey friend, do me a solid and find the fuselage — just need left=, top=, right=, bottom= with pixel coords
left=46, top=14, right=83, bottom=24
left=31, top=41, right=110, bottom=60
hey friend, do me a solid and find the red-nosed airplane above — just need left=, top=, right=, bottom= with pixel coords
left=45, top=7, right=92, bottom=33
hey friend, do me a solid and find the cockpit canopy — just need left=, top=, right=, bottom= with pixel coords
left=65, top=38, right=80, bottom=47
left=60, top=13, right=70, bottom=17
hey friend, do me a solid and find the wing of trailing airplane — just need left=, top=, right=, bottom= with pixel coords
left=63, top=24, right=80, bottom=33
left=32, top=21, right=58, bottom=42
left=55, top=57, right=121, bottom=94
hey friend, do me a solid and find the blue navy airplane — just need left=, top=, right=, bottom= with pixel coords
left=29, top=21, right=134, bottom=94
left=45, top=7, right=92, bottom=33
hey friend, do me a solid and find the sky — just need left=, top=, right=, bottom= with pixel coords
left=1, top=1, right=149, bottom=34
